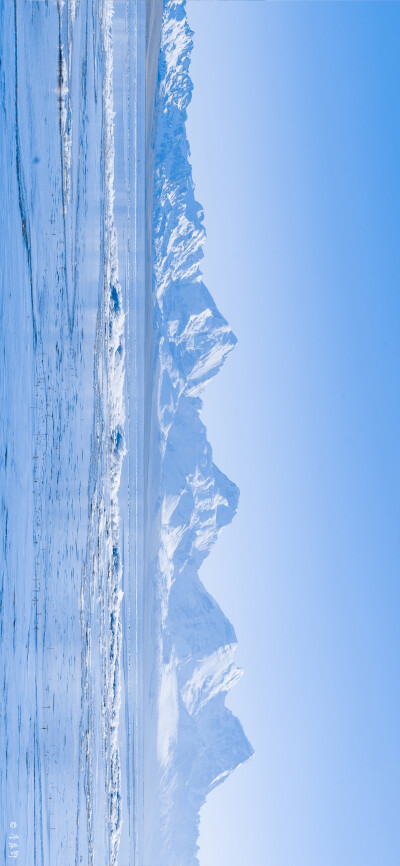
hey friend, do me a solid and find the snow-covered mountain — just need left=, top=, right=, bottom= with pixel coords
left=144, top=2, right=254, bottom=862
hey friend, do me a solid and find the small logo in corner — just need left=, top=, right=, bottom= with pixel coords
left=8, top=822, right=19, bottom=859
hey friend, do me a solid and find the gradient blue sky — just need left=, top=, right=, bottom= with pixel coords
left=186, top=2, right=400, bottom=864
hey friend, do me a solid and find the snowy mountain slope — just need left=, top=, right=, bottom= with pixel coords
left=143, top=2, right=254, bottom=863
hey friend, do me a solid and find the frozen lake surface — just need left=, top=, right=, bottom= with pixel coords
left=0, top=1, right=252, bottom=864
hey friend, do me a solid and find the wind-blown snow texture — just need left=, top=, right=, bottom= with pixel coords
left=0, top=0, right=252, bottom=863
left=145, top=2, right=254, bottom=863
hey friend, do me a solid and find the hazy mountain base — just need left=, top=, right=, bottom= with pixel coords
left=144, top=2, right=254, bottom=863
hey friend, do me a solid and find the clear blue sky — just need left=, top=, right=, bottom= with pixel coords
left=186, top=2, right=400, bottom=865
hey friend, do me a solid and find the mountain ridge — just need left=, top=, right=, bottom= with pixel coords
left=147, top=1, right=254, bottom=862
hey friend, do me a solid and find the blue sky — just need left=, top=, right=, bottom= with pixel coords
left=186, top=2, right=400, bottom=864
